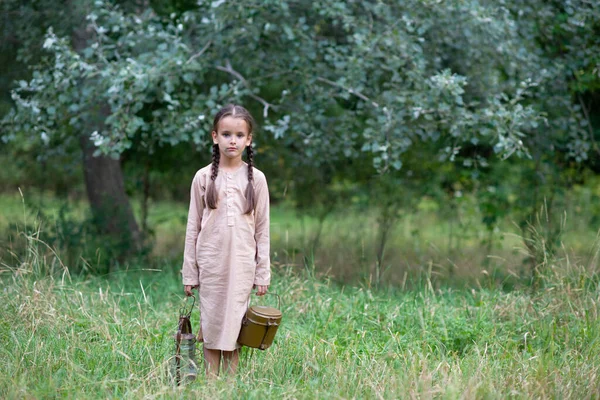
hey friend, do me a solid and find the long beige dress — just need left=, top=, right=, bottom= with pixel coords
left=181, top=163, right=270, bottom=351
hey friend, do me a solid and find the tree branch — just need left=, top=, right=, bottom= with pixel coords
left=315, top=76, right=379, bottom=108
left=186, top=40, right=212, bottom=65
left=215, top=60, right=276, bottom=117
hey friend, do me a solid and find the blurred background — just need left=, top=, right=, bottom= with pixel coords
left=1, top=0, right=599, bottom=288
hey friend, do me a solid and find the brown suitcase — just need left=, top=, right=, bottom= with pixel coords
left=237, top=294, right=282, bottom=350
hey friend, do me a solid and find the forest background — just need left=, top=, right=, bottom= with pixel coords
left=1, top=0, right=600, bottom=398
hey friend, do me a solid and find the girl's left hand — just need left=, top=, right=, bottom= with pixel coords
left=255, top=285, right=268, bottom=296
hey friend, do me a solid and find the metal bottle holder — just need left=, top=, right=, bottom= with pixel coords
left=172, top=294, right=198, bottom=385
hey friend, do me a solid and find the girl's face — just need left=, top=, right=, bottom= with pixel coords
left=212, top=116, right=252, bottom=161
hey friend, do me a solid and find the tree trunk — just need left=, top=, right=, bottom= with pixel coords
left=72, top=12, right=141, bottom=254
left=79, top=134, right=141, bottom=251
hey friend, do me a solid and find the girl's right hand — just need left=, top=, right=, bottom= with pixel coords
left=255, top=285, right=268, bottom=296
left=184, top=285, right=198, bottom=296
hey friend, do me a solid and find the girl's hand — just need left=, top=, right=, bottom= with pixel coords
left=184, top=285, right=198, bottom=296
left=255, top=285, right=268, bottom=296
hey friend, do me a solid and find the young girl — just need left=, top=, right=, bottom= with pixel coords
left=182, top=104, right=270, bottom=377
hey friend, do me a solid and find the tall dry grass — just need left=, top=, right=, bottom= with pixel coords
left=1, top=228, right=600, bottom=398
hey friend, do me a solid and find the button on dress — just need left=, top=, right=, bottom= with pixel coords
left=181, top=163, right=270, bottom=351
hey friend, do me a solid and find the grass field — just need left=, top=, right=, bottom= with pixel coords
left=1, top=189, right=600, bottom=398
left=1, top=239, right=600, bottom=398
left=3, top=188, right=598, bottom=289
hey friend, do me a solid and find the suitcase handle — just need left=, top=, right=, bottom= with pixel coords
left=250, top=292, right=281, bottom=309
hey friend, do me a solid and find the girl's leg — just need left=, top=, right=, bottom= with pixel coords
left=221, top=349, right=240, bottom=375
left=203, top=347, right=221, bottom=378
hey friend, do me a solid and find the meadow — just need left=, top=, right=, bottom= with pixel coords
left=3, top=0, right=600, bottom=397
left=1, top=191, right=600, bottom=398
left=2, top=242, right=600, bottom=398
left=2, top=187, right=598, bottom=288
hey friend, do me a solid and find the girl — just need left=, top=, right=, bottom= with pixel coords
left=182, top=104, right=270, bottom=377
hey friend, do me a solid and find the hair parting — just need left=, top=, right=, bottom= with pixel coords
left=205, top=104, right=257, bottom=214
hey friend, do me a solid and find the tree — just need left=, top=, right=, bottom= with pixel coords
left=3, top=0, right=598, bottom=270
left=1, top=1, right=146, bottom=256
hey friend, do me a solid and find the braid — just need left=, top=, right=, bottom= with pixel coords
left=206, top=144, right=220, bottom=209
left=211, top=143, right=220, bottom=181
left=247, top=145, right=254, bottom=182
left=244, top=145, right=256, bottom=214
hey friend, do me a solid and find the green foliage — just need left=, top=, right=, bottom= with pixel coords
left=4, top=3, right=215, bottom=157
left=2, top=0, right=599, bottom=170
left=2, top=0, right=567, bottom=171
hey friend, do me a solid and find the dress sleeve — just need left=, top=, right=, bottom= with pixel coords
left=253, top=173, right=271, bottom=286
left=182, top=172, right=203, bottom=286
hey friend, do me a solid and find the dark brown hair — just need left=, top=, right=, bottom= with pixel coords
left=205, top=104, right=256, bottom=214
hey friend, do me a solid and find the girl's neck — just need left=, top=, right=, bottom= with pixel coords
left=219, top=155, right=245, bottom=172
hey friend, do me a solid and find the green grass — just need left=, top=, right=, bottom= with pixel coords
left=2, top=187, right=599, bottom=288
left=1, top=236, right=600, bottom=398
